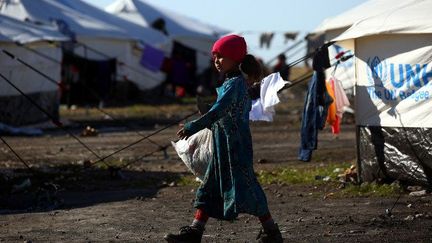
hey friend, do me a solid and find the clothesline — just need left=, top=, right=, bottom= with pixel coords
left=238, top=30, right=301, bottom=35
left=0, top=42, right=340, bottom=174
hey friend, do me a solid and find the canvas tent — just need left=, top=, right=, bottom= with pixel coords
left=0, top=0, right=169, bottom=91
left=106, top=0, right=229, bottom=73
left=0, top=14, right=68, bottom=125
left=312, top=0, right=418, bottom=95
left=333, top=0, right=432, bottom=186
left=314, top=0, right=416, bottom=40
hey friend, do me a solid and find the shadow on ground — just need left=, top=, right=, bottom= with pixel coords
left=0, top=164, right=184, bottom=214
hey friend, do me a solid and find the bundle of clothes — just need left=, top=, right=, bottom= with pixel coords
left=298, top=43, right=351, bottom=162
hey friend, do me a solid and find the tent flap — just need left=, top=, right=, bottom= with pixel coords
left=106, top=0, right=228, bottom=41
left=354, top=34, right=432, bottom=128
left=334, top=0, right=432, bottom=41
left=0, top=14, right=68, bottom=43
left=0, top=90, right=59, bottom=126
left=358, top=126, right=432, bottom=186
left=106, top=0, right=230, bottom=73
left=0, top=0, right=168, bottom=45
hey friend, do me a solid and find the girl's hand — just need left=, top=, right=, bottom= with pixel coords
left=177, top=124, right=189, bottom=140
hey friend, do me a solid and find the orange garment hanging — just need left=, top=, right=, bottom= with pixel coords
left=325, top=79, right=340, bottom=134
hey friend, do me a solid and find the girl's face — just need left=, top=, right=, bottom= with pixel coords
left=213, top=53, right=237, bottom=73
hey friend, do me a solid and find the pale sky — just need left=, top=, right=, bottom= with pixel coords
left=83, top=0, right=366, bottom=63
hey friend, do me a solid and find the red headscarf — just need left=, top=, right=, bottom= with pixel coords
left=211, top=34, right=247, bottom=63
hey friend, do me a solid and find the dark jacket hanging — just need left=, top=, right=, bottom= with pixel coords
left=298, top=45, right=333, bottom=162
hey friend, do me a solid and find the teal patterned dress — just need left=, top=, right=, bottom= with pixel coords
left=184, top=71, right=270, bottom=220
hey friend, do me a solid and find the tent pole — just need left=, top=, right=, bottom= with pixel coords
left=356, top=125, right=362, bottom=184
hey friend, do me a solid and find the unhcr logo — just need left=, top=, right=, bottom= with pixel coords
left=366, top=56, right=387, bottom=87
left=366, top=56, right=432, bottom=102
left=366, top=56, right=432, bottom=89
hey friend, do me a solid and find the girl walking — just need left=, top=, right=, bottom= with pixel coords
left=165, top=34, right=283, bottom=243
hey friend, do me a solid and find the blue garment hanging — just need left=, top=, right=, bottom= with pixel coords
left=298, top=71, right=333, bottom=162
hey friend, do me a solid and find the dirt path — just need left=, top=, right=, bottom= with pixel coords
left=1, top=185, right=431, bottom=242
left=1, top=98, right=431, bottom=242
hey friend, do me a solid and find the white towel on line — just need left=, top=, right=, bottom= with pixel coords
left=249, top=72, right=290, bottom=122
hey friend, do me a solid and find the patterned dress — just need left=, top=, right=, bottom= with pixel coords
left=184, top=72, right=270, bottom=220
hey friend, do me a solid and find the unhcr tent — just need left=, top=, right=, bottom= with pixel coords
left=312, top=0, right=418, bottom=94
left=333, top=0, right=432, bottom=186
left=314, top=0, right=416, bottom=40
left=0, top=0, right=169, bottom=91
left=0, top=14, right=68, bottom=125
left=106, top=0, right=229, bottom=73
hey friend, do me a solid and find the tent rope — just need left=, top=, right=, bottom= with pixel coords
left=0, top=71, right=108, bottom=167
left=0, top=42, right=337, bottom=170
left=87, top=42, right=338, bottom=165
left=265, top=38, right=306, bottom=65
left=0, top=135, right=32, bottom=171
left=88, top=110, right=198, bottom=168
left=2, top=46, right=167, bottom=152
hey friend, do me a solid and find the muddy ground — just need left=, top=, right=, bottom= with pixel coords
left=0, top=92, right=431, bottom=242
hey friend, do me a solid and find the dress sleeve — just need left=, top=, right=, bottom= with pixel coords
left=184, top=80, right=237, bottom=136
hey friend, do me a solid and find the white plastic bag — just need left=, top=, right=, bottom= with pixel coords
left=171, top=128, right=213, bottom=182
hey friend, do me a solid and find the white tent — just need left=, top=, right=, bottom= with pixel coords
left=313, top=0, right=416, bottom=40
left=0, top=14, right=68, bottom=125
left=0, top=0, right=170, bottom=91
left=0, top=13, right=66, bottom=44
left=334, top=0, right=432, bottom=40
left=332, top=0, right=432, bottom=185
left=106, top=0, right=229, bottom=73
left=312, top=0, right=418, bottom=94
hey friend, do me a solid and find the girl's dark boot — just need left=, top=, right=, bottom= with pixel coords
left=256, top=223, right=283, bottom=243
left=164, top=225, right=204, bottom=243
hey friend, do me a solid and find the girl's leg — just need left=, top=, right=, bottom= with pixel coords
left=191, top=208, right=209, bottom=229
left=256, top=212, right=283, bottom=243
left=258, top=212, right=276, bottom=230
left=164, top=209, right=208, bottom=242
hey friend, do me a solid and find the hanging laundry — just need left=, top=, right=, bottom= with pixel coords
left=332, top=77, right=350, bottom=119
left=325, top=79, right=339, bottom=134
left=327, top=77, right=350, bottom=134
left=249, top=73, right=289, bottom=122
left=298, top=71, right=333, bottom=161
left=304, top=33, right=325, bottom=69
left=298, top=44, right=333, bottom=162
left=283, top=32, right=298, bottom=43
left=140, top=44, right=165, bottom=72
left=326, top=79, right=337, bottom=126
left=259, top=32, right=274, bottom=49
